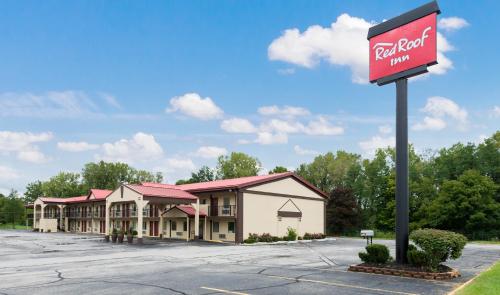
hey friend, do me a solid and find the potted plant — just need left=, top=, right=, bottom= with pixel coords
left=127, top=229, right=137, bottom=243
left=118, top=229, right=125, bottom=243
left=111, top=228, right=118, bottom=243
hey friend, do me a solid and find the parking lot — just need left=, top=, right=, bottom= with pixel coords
left=0, top=231, right=499, bottom=295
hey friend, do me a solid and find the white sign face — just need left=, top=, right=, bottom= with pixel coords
left=360, top=230, right=374, bottom=237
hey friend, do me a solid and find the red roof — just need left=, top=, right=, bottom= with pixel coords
left=172, top=172, right=328, bottom=198
left=168, top=205, right=207, bottom=217
left=39, top=195, right=88, bottom=204
left=127, top=185, right=198, bottom=200
left=89, top=189, right=112, bottom=200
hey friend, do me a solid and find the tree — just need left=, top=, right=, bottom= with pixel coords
left=326, top=187, right=360, bottom=235
left=175, top=166, right=216, bottom=184
left=269, top=166, right=288, bottom=174
left=425, top=170, right=499, bottom=239
left=41, top=172, right=86, bottom=198
left=216, top=152, right=261, bottom=179
left=2, top=190, right=26, bottom=228
left=295, top=151, right=363, bottom=198
left=82, top=161, right=162, bottom=190
left=24, top=181, right=43, bottom=203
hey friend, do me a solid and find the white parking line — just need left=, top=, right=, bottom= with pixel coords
left=263, top=274, right=419, bottom=295
left=200, top=286, right=250, bottom=295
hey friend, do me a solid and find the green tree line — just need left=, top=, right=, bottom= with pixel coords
left=3, top=132, right=498, bottom=241
left=23, top=161, right=163, bottom=203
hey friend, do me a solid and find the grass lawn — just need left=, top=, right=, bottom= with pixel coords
left=455, top=260, right=500, bottom=295
left=0, top=224, right=31, bottom=230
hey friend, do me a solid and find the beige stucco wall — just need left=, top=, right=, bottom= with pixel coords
left=242, top=181, right=325, bottom=239
left=249, top=177, right=325, bottom=200
left=209, top=219, right=235, bottom=242
left=39, top=219, right=58, bottom=233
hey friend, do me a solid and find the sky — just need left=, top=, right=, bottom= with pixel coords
left=1, top=0, right=499, bottom=195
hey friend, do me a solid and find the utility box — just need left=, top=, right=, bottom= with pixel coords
left=360, top=230, right=374, bottom=245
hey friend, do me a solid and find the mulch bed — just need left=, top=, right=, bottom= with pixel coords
left=348, top=263, right=460, bottom=280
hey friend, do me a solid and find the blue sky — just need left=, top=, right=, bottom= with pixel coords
left=1, top=0, right=499, bottom=194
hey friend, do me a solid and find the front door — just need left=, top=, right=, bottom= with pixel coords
left=81, top=220, right=86, bottom=232
left=149, top=221, right=159, bottom=236
left=210, top=197, right=218, bottom=216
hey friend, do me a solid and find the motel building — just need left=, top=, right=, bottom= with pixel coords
left=33, top=172, right=327, bottom=243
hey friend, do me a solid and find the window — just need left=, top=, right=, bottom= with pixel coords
left=171, top=221, right=177, bottom=231
left=213, top=222, right=219, bottom=233
left=223, top=197, right=230, bottom=206
left=183, top=221, right=187, bottom=232
left=201, top=199, right=207, bottom=204
left=143, top=222, right=147, bottom=230
left=228, top=222, right=235, bottom=233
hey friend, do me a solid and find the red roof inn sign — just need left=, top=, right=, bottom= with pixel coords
left=368, top=1, right=440, bottom=85
left=367, top=1, right=441, bottom=265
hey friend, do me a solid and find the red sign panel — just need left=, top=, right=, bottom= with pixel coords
left=369, top=13, right=437, bottom=82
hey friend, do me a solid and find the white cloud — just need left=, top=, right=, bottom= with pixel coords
left=0, top=166, right=19, bottom=181
left=17, top=146, right=50, bottom=163
left=237, top=139, right=251, bottom=145
left=412, top=116, right=447, bottom=131
left=166, top=92, right=223, bottom=120
left=0, top=131, right=52, bottom=163
left=438, top=17, right=469, bottom=31
left=194, top=146, right=228, bottom=159
left=378, top=125, right=392, bottom=134
left=0, top=131, right=53, bottom=152
left=220, top=118, right=257, bottom=133
left=359, top=135, right=395, bottom=157
left=269, top=14, right=463, bottom=83
left=412, top=97, right=468, bottom=131
left=294, top=145, right=319, bottom=156
left=260, top=119, right=304, bottom=134
left=0, top=91, right=101, bottom=118
left=492, top=106, right=500, bottom=118
left=255, top=132, right=288, bottom=145
left=99, top=92, right=122, bottom=109
left=100, top=132, right=163, bottom=163
left=258, top=105, right=310, bottom=117
left=304, top=117, right=344, bottom=135
left=165, top=158, right=196, bottom=171
left=268, top=14, right=372, bottom=84
left=57, top=141, right=100, bottom=152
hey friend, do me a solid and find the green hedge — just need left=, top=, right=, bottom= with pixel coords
left=409, top=229, right=467, bottom=270
left=359, top=244, right=391, bottom=264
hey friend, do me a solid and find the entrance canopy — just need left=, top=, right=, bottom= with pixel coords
left=163, top=205, right=207, bottom=218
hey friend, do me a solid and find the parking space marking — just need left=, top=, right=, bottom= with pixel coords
left=264, top=274, right=419, bottom=295
left=201, top=286, right=250, bottom=295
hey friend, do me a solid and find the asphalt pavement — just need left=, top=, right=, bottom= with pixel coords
left=0, top=230, right=499, bottom=295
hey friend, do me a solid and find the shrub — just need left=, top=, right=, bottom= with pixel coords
left=410, top=229, right=467, bottom=270
left=303, top=233, right=326, bottom=240
left=287, top=227, right=298, bottom=241
left=407, top=247, right=429, bottom=268
left=244, top=238, right=256, bottom=244
left=358, top=244, right=390, bottom=264
left=259, top=233, right=274, bottom=243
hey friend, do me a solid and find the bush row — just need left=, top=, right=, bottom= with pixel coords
left=244, top=232, right=326, bottom=244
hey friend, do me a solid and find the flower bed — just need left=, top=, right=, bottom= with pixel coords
left=348, top=263, right=460, bottom=280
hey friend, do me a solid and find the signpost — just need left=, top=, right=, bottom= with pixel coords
left=367, top=1, right=440, bottom=264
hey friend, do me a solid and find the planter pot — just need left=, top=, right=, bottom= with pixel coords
left=118, top=235, right=124, bottom=243
left=127, top=235, right=133, bottom=243
left=112, top=234, right=118, bottom=243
